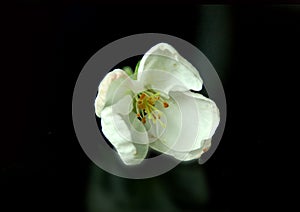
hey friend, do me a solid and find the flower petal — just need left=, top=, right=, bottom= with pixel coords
left=100, top=95, right=149, bottom=165
left=183, top=91, right=220, bottom=139
left=150, top=91, right=219, bottom=154
left=95, top=69, right=143, bottom=118
left=150, top=138, right=211, bottom=161
left=137, top=43, right=203, bottom=95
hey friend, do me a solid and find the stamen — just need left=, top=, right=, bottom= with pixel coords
left=147, top=103, right=160, bottom=112
left=157, top=118, right=166, bottom=128
left=148, top=97, right=156, bottom=106
left=140, top=93, right=146, bottom=100
left=134, top=90, right=169, bottom=126
left=141, top=117, right=146, bottom=124
left=152, top=113, right=157, bottom=119
left=145, top=104, right=152, bottom=120
left=138, top=102, right=145, bottom=110
left=135, top=100, right=140, bottom=115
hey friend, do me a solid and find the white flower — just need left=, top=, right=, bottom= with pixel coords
left=95, top=43, right=220, bottom=165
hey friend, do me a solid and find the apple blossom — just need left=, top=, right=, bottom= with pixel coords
left=95, top=43, right=220, bottom=165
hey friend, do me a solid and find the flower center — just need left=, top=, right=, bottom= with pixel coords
left=134, top=90, right=169, bottom=127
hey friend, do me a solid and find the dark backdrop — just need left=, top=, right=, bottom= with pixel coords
left=2, top=3, right=299, bottom=211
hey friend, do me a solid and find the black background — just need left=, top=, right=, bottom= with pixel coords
left=2, top=3, right=299, bottom=211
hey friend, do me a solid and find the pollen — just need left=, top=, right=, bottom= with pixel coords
left=134, top=90, right=169, bottom=127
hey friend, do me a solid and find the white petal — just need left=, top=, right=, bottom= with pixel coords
left=150, top=91, right=219, bottom=154
left=145, top=110, right=168, bottom=143
left=137, top=43, right=203, bottom=95
left=147, top=94, right=182, bottom=148
left=201, top=138, right=212, bottom=153
left=101, top=97, right=149, bottom=165
left=183, top=91, right=220, bottom=139
left=112, top=94, right=133, bottom=115
left=95, top=69, right=143, bottom=118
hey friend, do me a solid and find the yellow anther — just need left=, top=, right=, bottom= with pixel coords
left=148, top=97, right=156, bottom=106
left=135, top=90, right=169, bottom=126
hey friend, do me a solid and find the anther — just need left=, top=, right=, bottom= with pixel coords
left=140, top=93, right=146, bottom=100
left=135, top=90, right=169, bottom=125
left=142, top=117, right=146, bottom=124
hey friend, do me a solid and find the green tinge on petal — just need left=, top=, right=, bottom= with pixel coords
left=131, top=60, right=140, bottom=80
left=123, top=66, right=133, bottom=76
